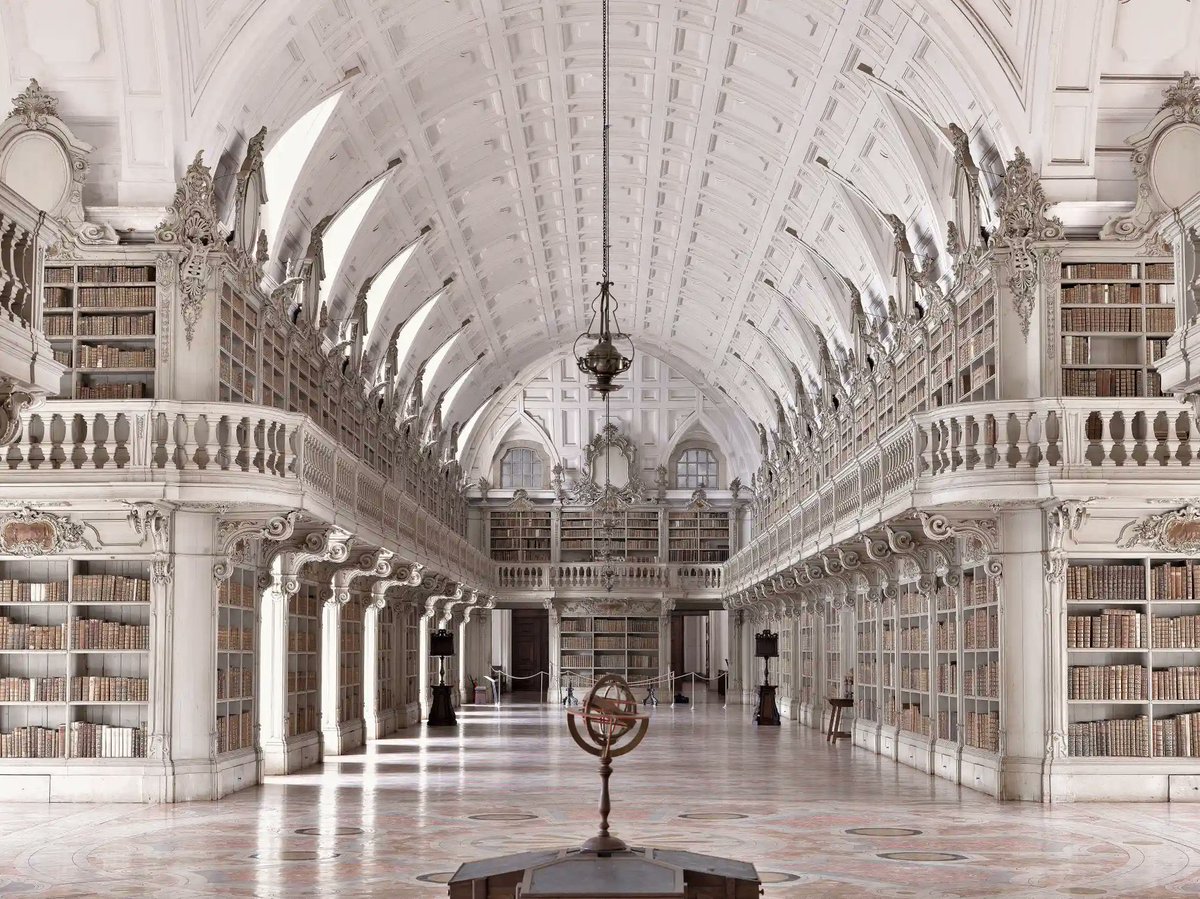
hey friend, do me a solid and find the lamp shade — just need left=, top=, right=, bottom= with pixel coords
left=430, top=628, right=455, bottom=657
left=754, top=630, right=778, bottom=659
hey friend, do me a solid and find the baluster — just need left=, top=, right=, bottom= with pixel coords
left=1161, top=411, right=1177, bottom=467
left=1179, top=410, right=1195, bottom=466
left=192, top=414, right=210, bottom=469
left=1044, top=410, right=1060, bottom=468
left=90, top=412, right=110, bottom=469
left=70, top=413, right=89, bottom=469
left=1107, top=411, right=1124, bottom=468
left=47, top=413, right=66, bottom=469
left=253, top=418, right=266, bottom=473
left=173, top=412, right=192, bottom=470
left=1131, top=410, right=1150, bottom=467
left=23, top=412, right=43, bottom=470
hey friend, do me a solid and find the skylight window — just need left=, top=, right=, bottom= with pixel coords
left=263, top=91, right=342, bottom=256
left=394, top=286, right=448, bottom=374
left=319, top=178, right=387, bottom=299
left=366, top=241, right=421, bottom=336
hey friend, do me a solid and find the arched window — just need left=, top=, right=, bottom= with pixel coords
left=675, top=448, right=718, bottom=489
left=499, top=447, right=543, bottom=488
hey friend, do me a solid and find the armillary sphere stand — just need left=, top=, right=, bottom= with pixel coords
left=567, top=674, right=651, bottom=854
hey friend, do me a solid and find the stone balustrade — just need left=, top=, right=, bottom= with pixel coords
left=728, top=397, right=1199, bottom=594
left=4, top=399, right=491, bottom=588
left=495, top=561, right=724, bottom=596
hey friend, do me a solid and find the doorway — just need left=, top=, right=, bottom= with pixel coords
left=670, top=612, right=710, bottom=701
left=510, top=608, right=549, bottom=696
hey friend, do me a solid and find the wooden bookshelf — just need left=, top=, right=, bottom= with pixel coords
left=216, top=568, right=256, bottom=756
left=558, top=615, right=660, bottom=683
left=935, top=577, right=959, bottom=744
left=0, top=557, right=150, bottom=760
left=956, top=276, right=998, bottom=402
left=404, top=604, right=420, bottom=710
left=962, top=565, right=999, bottom=752
left=825, top=611, right=842, bottom=700
left=42, top=263, right=157, bottom=400
left=777, top=617, right=793, bottom=704
left=798, top=611, right=814, bottom=707
left=880, top=595, right=897, bottom=731
left=1058, top=259, right=1176, bottom=398
left=339, top=595, right=364, bottom=726
left=667, top=509, right=730, bottom=563
left=928, top=315, right=956, bottom=408
left=377, top=604, right=396, bottom=718
left=219, top=279, right=260, bottom=403
left=489, top=508, right=552, bottom=562
left=287, top=581, right=320, bottom=739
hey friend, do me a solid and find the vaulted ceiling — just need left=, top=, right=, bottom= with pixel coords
left=3, top=0, right=1198, bottom=461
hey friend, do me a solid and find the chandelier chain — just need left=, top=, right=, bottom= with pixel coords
left=601, top=0, right=610, bottom=281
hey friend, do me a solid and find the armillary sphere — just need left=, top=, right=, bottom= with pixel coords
left=567, top=674, right=651, bottom=853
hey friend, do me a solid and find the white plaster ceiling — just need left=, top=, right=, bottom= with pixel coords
left=5, top=0, right=1200, bottom=460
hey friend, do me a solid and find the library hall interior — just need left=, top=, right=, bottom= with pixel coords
left=7, top=0, right=1200, bottom=896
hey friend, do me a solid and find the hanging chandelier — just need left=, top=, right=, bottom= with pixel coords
left=573, top=0, right=634, bottom=396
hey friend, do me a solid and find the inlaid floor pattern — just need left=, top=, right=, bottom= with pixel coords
left=1, top=697, right=1199, bottom=896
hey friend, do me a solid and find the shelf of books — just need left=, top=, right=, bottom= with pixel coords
left=219, top=278, right=260, bottom=403
left=896, top=585, right=933, bottom=739
left=286, top=580, right=320, bottom=741
left=797, top=611, right=814, bottom=710
left=777, top=617, right=794, bottom=714
left=956, top=276, right=998, bottom=402
left=489, top=508, right=552, bottom=562
left=962, top=566, right=1000, bottom=755
left=928, top=316, right=956, bottom=408
left=559, top=510, right=594, bottom=561
left=1058, top=258, right=1175, bottom=398
left=557, top=509, right=661, bottom=562
left=935, top=578, right=959, bottom=746
left=855, top=593, right=879, bottom=727
left=339, top=595, right=364, bottom=728
left=215, top=568, right=256, bottom=757
left=42, top=263, right=158, bottom=400
left=404, top=604, right=420, bottom=720
left=0, top=557, right=151, bottom=763
left=667, top=509, right=730, bottom=563
left=880, top=595, right=897, bottom=735
left=1062, top=557, right=1200, bottom=760
left=558, top=615, right=660, bottom=683
left=377, top=604, right=396, bottom=729
left=825, top=611, right=842, bottom=700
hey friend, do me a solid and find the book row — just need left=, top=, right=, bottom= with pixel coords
left=0, top=581, right=66, bottom=603
left=1062, top=368, right=1143, bottom=398
left=1069, top=716, right=1148, bottom=757
left=0, top=619, right=65, bottom=650
left=1068, top=664, right=1145, bottom=701
left=1061, top=263, right=1144, bottom=279
left=900, top=666, right=930, bottom=690
left=287, top=671, right=318, bottom=694
left=216, top=711, right=254, bottom=754
left=1151, top=564, right=1200, bottom=601
left=1153, top=711, right=1200, bottom=757
left=45, top=265, right=157, bottom=284
left=936, top=662, right=956, bottom=693
left=72, top=575, right=150, bottom=604
left=78, top=383, right=148, bottom=400
left=71, top=676, right=149, bottom=703
left=77, top=345, right=154, bottom=369
left=964, top=611, right=999, bottom=650
left=1150, top=667, right=1200, bottom=701
left=287, top=707, right=318, bottom=737
left=287, top=631, right=318, bottom=652
left=75, top=313, right=155, bottom=337
left=72, top=619, right=149, bottom=651
left=1061, top=283, right=1148, bottom=305
left=216, top=627, right=254, bottom=651
left=628, top=653, right=656, bottom=669
left=71, top=721, right=147, bottom=758
left=1151, top=615, right=1200, bottom=648
left=0, top=676, right=66, bottom=702
left=216, top=667, right=254, bottom=701
left=1067, top=565, right=1144, bottom=602
left=965, top=710, right=1000, bottom=752
left=219, top=580, right=258, bottom=609
left=963, top=662, right=1000, bottom=699
left=1067, top=610, right=1145, bottom=648
left=1061, top=307, right=1144, bottom=332
left=886, top=702, right=932, bottom=736
left=77, top=286, right=156, bottom=308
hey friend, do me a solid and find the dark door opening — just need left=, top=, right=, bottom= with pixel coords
left=510, top=608, right=549, bottom=695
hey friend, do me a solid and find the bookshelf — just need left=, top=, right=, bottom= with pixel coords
left=825, top=611, right=842, bottom=700
left=962, top=566, right=1000, bottom=753
left=956, top=276, right=998, bottom=402
left=219, top=279, right=260, bottom=403
left=489, top=508, right=552, bottom=562
left=558, top=508, right=662, bottom=562
left=339, top=595, right=364, bottom=727
left=558, top=615, right=660, bottom=683
left=897, top=584, right=933, bottom=738
left=935, top=578, right=959, bottom=745
left=777, top=617, right=793, bottom=708
left=1062, top=557, right=1200, bottom=758
left=1058, top=259, right=1176, bottom=398
left=287, top=581, right=320, bottom=739
left=404, top=604, right=420, bottom=713
left=42, top=263, right=158, bottom=400
left=377, top=604, right=396, bottom=719
left=928, top=316, right=956, bottom=408
left=216, top=568, right=256, bottom=756
left=667, top=509, right=730, bottom=563
left=856, top=592, right=878, bottom=724
left=880, top=595, right=897, bottom=731
left=560, top=510, right=593, bottom=561
left=0, top=557, right=150, bottom=760
left=798, top=611, right=814, bottom=707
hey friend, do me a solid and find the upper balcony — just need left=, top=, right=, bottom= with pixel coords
left=725, top=395, right=1200, bottom=595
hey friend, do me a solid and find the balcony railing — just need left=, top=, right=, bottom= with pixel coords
left=3, top=400, right=491, bottom=587
left=495, top=561, right=724, bottom=596
left=729, top=397, right=1200, bottom=593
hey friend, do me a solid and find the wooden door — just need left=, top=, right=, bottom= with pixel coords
left=511, top=608, right=549, bottom=687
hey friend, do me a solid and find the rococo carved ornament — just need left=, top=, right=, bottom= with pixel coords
left=1043, top=499, right=1090, bottom=583
left=0, top=506, right=90, bottom=556
left=991, top=148, right=1064, bottom=341
left=212, top=511, right=300, bottom=582
left=1118, top=504, right=1200, bottom=554
left=155, top=151, right=222, bottom=346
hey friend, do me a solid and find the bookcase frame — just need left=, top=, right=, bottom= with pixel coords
left=215, top=566, right=256, bottom=758
left=558, top=614, right=662, bottom=685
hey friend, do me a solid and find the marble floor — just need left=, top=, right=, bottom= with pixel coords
left=1, top=695, right=1200, bottom=897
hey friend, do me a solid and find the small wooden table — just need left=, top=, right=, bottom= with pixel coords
left=827, top=697, right=853, bottom=744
